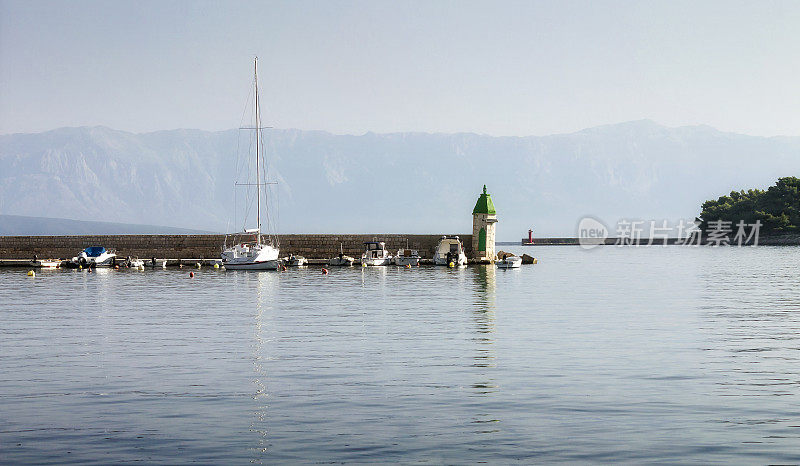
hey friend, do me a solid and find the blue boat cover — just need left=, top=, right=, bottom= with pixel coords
left=83, top=246, right=106, bottom=257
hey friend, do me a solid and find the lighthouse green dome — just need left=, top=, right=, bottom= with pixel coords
left=472, top=185, right=496, bottom=215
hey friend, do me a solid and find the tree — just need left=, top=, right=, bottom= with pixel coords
left=699, top=177, right=800, bottom=235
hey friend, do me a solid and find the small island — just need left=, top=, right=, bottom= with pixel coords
left=699, top=177, right=799, bottom=244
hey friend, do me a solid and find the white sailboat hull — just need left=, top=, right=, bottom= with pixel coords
left=328, top=256, right=355, bottom=266
left=222, top=242, right=280, bottom=271
left=224, top=259, right=281, bottom=270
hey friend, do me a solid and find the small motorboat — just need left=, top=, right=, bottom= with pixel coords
left=433, top=236, right=468, bottom=266
left=394, top=249, right=420, bottom=266
left=30, top=256, right=61, bottom=268
left=361, top=241, right=392, bottom=266
left=67, top=246, right=117, bottom=268
left=284, top=254, right=307, bottom=266
left=496, top=254, right=522, bottom=269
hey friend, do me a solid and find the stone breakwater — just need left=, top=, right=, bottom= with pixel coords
left=0, top=234, right=473, bottom=260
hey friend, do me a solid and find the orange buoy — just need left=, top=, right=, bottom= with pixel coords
left=189, top=272, right=194, bottom=278
left=322, top=268, right=328, bottom=274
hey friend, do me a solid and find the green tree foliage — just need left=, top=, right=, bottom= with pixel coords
left=700, top=177, right=800, bottom=235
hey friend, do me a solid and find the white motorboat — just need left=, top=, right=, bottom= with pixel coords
left=31, top=259, right=61, bottom=268
left=69, top=246, right=116, bottom=268
left=433, top=236, right=468, bottom=266
left=284, top=254, right=307, bottom=266
left=329, top=244, right=355, bottom=266
left=394, top=248, right=420, bottom=266
left=496, top=255, right=522, bottom=269
left=361, top=241, right=392, bottom=266
left=221, top=57, right=281, bottom=271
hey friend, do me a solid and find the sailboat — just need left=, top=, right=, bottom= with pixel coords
left=328, top=243, right=355, bottom=266
left=221, top=57, right=281, bottom=271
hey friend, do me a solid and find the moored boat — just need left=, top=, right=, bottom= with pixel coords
left=222, top=231, right=281, bottom=271
left=221, top=57, right=281, bottom=271
left=394, top=248, right=420, bottom=266
left=433, top=236, right=468, bottom=266
left=68, top=246, right=116, bottom=268
left=329, top=244, right=355, bottom=266
left=31, top=258, right=61, bottom=268
left=284, top=254, right=307, bottom=266
left=361, top=241, right=392, bottom=266
left=496, top=254, right=522, bottom=269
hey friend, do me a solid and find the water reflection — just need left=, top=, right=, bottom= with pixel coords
left=360, top=263, right=388, bottom=287
left=471, top=265, right=497, bottom=365
left=251, top=271, right=280, bottom=460
left=470, top=266, right=500, bottom=433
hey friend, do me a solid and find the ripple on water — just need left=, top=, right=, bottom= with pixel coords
left=1, top=246, right=800, bottom=463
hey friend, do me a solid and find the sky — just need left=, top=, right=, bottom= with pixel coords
left=1, top=0, right=799, bottom=137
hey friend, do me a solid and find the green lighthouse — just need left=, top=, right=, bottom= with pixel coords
left=472, top=185, right=497, bottom=261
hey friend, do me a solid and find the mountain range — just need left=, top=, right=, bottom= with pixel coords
left=1, top=121, right=798, bottom=239
left=0, top=214, right=214, bottom=236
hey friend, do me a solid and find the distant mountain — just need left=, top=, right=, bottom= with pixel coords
left=1, top=121, right=798, bottom=238
left=0, top=215, right=216, bottom=236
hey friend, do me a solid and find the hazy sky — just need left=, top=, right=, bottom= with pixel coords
left=1, top=0, right=799, bottom=137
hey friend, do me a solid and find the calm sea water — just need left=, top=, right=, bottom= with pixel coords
left=1, top=246, right=799, bottom=463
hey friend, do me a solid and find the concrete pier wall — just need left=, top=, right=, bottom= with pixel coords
left=0, top=234, right=473, bottom=260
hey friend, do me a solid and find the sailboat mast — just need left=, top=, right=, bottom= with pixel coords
left=254, top=56, right=261, bottom=245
